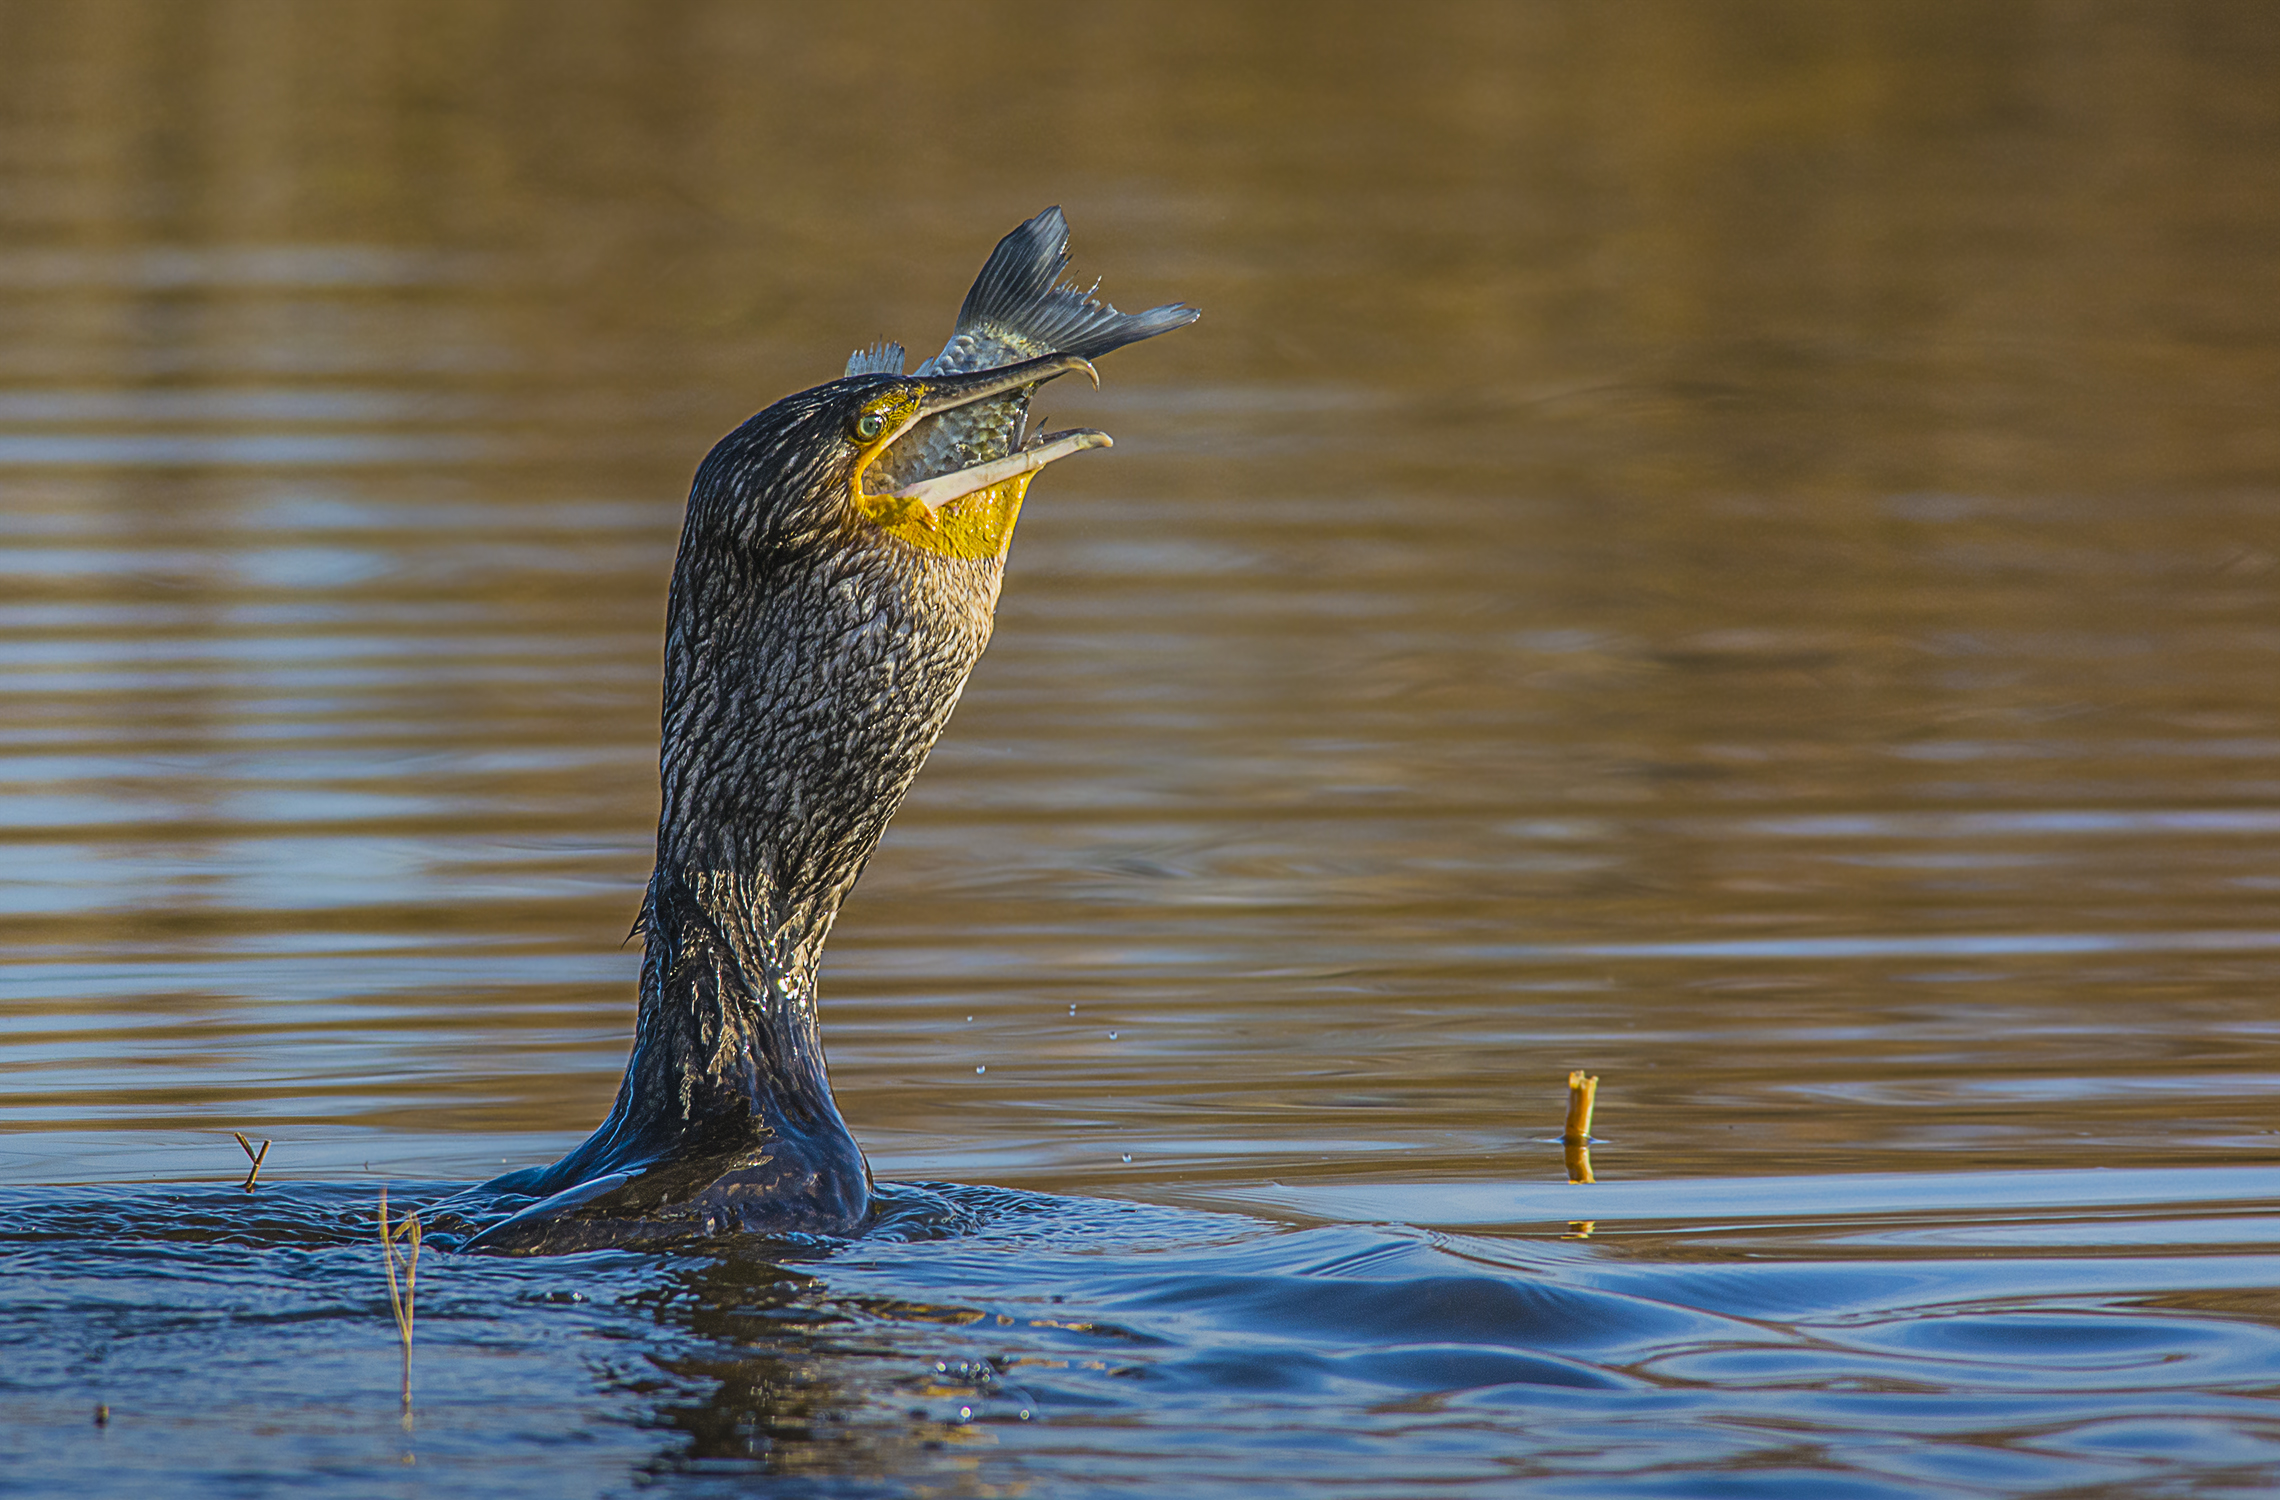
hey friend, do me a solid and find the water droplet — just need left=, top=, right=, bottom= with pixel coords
left=1069, top=1005, right=1077, bottom=1015
left=1121, top=1153, right=1132, bottom=1163
left=1107, top=1031, right=1118, bottom=1040
left=965, top=1015, right=972, bottom=1022
left=975, top=1065, right=986, bottom=1074
left=958, top=1405, right=973, bottom=1422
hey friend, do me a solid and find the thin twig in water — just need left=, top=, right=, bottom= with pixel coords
left=231, top=1131, right=272, bottom=1192
left=378, top=1187, right=422, bottom=1416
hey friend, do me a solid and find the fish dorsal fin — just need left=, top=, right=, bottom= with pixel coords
left=844, top=341, right=907, bottom=378
left=951, top=206, right=1199, bottom=362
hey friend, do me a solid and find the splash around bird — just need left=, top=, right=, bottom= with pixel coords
left=449, top=209, right=1197, bottom=1253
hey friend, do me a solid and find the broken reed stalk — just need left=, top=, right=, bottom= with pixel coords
left=378, top=1187, right=422, bottom=1415
left=1563, top=1071, right=1599, bottom=1185
left=231, top=1131, right=272, bottom=1193
left=1562, top=1071, right=1599, bottom=1142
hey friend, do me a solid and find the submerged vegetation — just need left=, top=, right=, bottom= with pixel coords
left=376, top=1189, right=422, bottom=1416
left=229, top=1133, right=270, bottom=1193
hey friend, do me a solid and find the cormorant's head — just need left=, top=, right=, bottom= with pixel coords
left=684, top=350, right=1104, bottom=568
left=656, top=349, right=1116, bottom=899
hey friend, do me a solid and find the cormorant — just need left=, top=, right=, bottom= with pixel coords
left=465, top=208, right=1197, bottom=1252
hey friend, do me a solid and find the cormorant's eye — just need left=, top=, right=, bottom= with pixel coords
left=851, top=409, right=887, bottom=443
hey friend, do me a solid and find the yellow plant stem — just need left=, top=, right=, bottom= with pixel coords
left=378, top=1188, right=422, bottom=1415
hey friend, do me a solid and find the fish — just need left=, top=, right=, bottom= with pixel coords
left=851, top=206, right=1199, bottom=505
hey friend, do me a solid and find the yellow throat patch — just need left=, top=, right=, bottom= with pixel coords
left=846, top=385, right=1036, bottom=562
left=854, top=473, right=1032, bottom=562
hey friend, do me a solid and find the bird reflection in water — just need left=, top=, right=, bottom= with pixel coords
left=622, top=1252, right=1025, bottom=1482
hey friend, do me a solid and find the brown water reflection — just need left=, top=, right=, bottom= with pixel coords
left=1, top=2, right=2277, bottom=1204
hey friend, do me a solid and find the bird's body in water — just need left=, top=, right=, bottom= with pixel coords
left=462, top=209, right=1196, bottom=1253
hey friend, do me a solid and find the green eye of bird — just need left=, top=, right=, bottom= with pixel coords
left=852, top=410, right=886, bottom=442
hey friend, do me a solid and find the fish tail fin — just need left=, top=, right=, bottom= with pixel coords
left=954, top=206, right=1199, bottom=361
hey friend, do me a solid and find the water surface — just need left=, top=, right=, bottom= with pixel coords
left=3, top=3, right=2279, bottom=1494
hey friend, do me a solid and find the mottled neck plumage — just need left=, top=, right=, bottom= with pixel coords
left=613, top=865, right=836, bottom=1143
left=615, top=533, right=995, bottom=1159
left=499, top=528, right=996, bottom=1234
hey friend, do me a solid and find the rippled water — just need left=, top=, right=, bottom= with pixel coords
left=4, top=3, right=2280, bottom=1494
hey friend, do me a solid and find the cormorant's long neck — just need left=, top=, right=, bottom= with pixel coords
left=609, top=860, right=850, bottom=1148
left=563, top=533, right=991, bottom=1183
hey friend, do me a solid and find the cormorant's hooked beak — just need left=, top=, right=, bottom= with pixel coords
left=877, top=351, right=1113, bottom=514
left=912, top=350, right=1098, bottom=416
